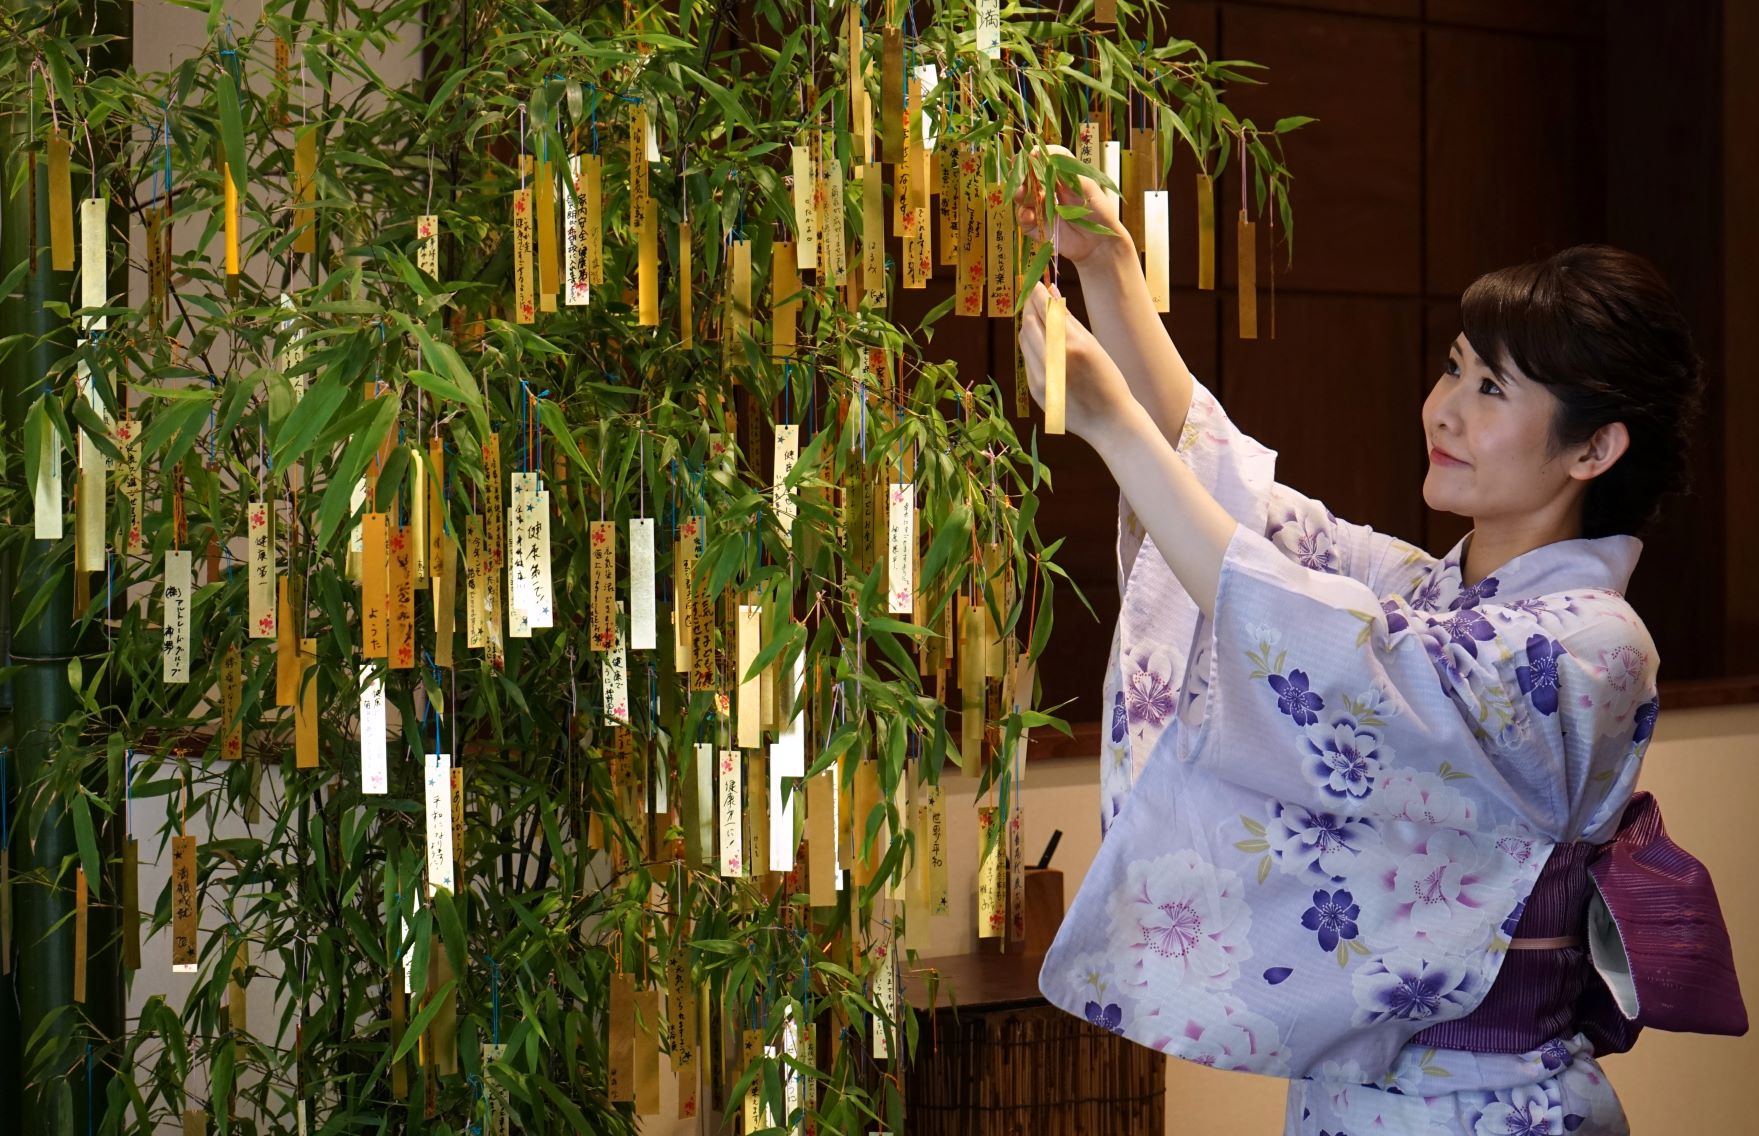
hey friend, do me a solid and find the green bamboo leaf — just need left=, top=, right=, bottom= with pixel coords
left=71, top=792, right=103, bottom=901
left=393, top=978, right=457, bottom=1061
left=217, top=66, right=247, bottom=194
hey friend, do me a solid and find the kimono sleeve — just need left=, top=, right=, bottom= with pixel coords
left=1185, top=524, right=1655, bottom=844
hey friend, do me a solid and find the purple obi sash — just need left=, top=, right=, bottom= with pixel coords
left=1413, top=792, right=1746, bottom=1056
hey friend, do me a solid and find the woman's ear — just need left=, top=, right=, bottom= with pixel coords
left=1570, top=421, right=1630, bottom=481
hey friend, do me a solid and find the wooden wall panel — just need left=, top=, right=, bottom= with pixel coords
left=1424, top=25, right=1605, bottom=294
left=1219, top=3, right=1423, bottom=295
left=1222, top=295, right=1427, bottom=541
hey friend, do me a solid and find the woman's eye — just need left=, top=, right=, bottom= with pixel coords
left=1478, top=377, right=1503, bottom=397
left=1444, top=358, right=1461, bottom=377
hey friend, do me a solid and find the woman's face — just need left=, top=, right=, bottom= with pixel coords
left=1421, top=334, right=1581, bottom=523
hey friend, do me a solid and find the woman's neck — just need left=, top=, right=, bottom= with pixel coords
left=1463, top=512, right=1584, bottom=586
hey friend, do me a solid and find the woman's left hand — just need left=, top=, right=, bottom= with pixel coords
left=1018, top=280, right=1140, bottom=445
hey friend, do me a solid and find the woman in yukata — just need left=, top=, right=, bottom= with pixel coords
left=1012, top=152, right=1745, bottom=1135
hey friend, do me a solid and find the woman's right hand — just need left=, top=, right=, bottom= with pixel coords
left=1014, top=144, right=1132, bottom=268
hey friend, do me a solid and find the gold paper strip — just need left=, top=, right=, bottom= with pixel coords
left=221, top=644, right=243, bottom=760
left=116, top=424, right=144, bottom=554
left=881, top=26, right=904, bottom=162
left=582, top=153, right=605, bottom=286
left=821, top=137, right=847, bottom=285
left=957, top=149, right=986, bottom=316
left=415, top=213, right=437, bottom=276
left=73, top=867, right=88, bottom=1003
left=736, top=605, right=762, bottom=749
left=590, top=519, right=617, bottom=651
left=888, top=482, right=915, bottom=614
left=223, top=160, right=240, bottom=280
left=772, top=423, right=800, bottom=543
left=852, top=759, right=884, bottom=891
left=465, top=514, right=486, bottom=650
left=806, top=773, right=837, bottom=903
left=294, top=128, right=318, bottom=256
left=987, top=181, right=1016, bottom=316
left=1197, top=172, right=1216, bottom=290
left=172, top=833, right=198, bottom=970
left=435, top=533, right=457, bottom=668
left=727, top=237, right=752, bottom=350
left=295, top=638, right=318, bottom=768
left=608, top=972, right=635, bottom=1102
left=1239, top=210, right=1259, bottom=338
left=535, top=156, right=559, bottom=302
left=48, top=129, right=74, bottom=270
left=938, top=147, right=958, bottom=265
left=667, top=951, right=699, bottom=1118
left=679, top=220, right=693, bottom=346
left=276, top=577, right=298, bottom=706
left=391, top=525, right=414, bottom=666
left=771, top=242, right=799, bottom=357
left=634, top=987, right=661, bottom=1114
left=362, top=513, right=389, bottom=658
left=637, top=194, right=658, bottom=326
left=687, top=530, right=715, bottom=693
left=977, top=805, right=1002, bottom=938
left=861, top=168, right=885, bottom=299
left=512, top=185, right=535, bottom=323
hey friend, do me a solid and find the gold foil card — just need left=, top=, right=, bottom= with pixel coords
left=171, top=833, right=198, bottom=971
left=590, top=520, right=617, bottom=650
left=977, top=805, right=1002, bottom=938
left=512, top=187, right=535, bottom=323
left=221, top=645, right=243, bottom=760
left=719, top=748, right=744, bottom=877
left=294, top=128, right=318, bottom=256
left=361, top=513, right=389, bottom=658
left=390, top=524, right=415, bottom=667
left=415, top=213, right=437, bottom=276
left=736, top=605, right=762, bottom=749
left=792, top=141, right=819, bottom=270
left=1238, top=210, right=1258, bottom=339
left=1197, top=172, right=1216, bottom=290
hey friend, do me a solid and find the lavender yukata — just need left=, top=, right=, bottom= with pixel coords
left=1040, top=379, right=1665, bottom=1135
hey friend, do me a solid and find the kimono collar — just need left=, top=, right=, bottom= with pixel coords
left=1420, top=532, right=1643, bottom=612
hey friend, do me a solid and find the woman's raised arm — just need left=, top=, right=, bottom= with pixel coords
left=1017, top=149, right=1196, bottom=448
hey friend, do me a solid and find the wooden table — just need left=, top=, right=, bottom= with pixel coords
left=901, top=952, right=1166, bottom=1136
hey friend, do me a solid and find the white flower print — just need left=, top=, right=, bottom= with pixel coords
left=1122, top=646, right=1179, bottom=739
left=1143, top=989, right=1290, bottom=1075
left=1354, top=825, right=1515, bottom=952
left=1109, top=850, right=1252, bottom=991
left=1368, top=768, right=1478, bottom=829
left=1301, top=716, right=1389, bottom=801
left=1350, top=950, right=1480, bottom=1028
left=1593, top=643, right=1650, bottom=733
left=1265, top=800, right=1382, bottom=881
left=1473, top=1084, right=1565, bottom=1136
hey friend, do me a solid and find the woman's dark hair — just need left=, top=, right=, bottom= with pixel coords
left=1459, top=244, right=1703, bottom=538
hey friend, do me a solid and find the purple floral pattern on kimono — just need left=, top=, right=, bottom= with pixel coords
left=1056, top=378, right=1647, bottom=1134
